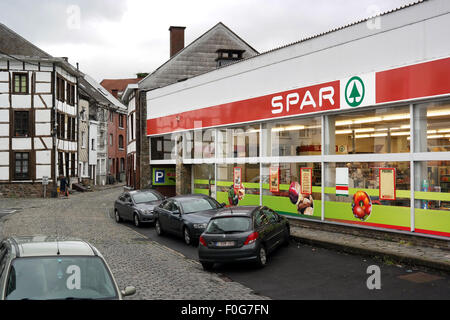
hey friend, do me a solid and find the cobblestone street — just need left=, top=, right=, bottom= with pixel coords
left=0, top=187, right=268, bottom=300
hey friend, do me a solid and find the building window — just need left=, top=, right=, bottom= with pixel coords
left=91, top=139, right=96, bottom=151
left=130, top=114, right=134, bottom=140
left=120, top=158, right=125, bottom=172
left=13, top=73, right=28, bottom=94
left=14, top=152, right=30, bottom=180
left=110, top=111, right=113, bottom=122
left=67, top=83, right=75, bottom=106
left=71, top=153, right=76, bottom=177
left=82, top=132, right=86, bottom=148
left=14, top=111, right=30, bottom=137
left=119, top=135, right=124, bottom=150
left=110, top=134, right=113, bottom=146
left=58, top=152, right=64, bottom=176
left=216, top=49, right=245, bottom=68
left=57, top=76, right=65, bottom=102
left=57, top=113, right=65, bottom=139
left=119, top=114, right=124, bottom=128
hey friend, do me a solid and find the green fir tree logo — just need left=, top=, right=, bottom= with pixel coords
left=345, top=76, right=365, bottom=107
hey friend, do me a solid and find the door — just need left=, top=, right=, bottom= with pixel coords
left=158, top=200, right=173, bottom=231
left=258, top=207, right=279, bottom=252
left=167, top=201, right=183, bottom=235
left=123, top=193, right=134, bottom=220
left=264, top=208, right=285, bottom=250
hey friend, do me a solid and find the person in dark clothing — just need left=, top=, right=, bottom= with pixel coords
left=59, top=175, right=69, bottom=198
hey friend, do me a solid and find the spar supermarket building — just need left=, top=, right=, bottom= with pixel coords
left=146, top=0, right=450, bottom=239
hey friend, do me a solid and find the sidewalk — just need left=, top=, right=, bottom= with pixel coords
left=290, top=225, right=450, bottom=273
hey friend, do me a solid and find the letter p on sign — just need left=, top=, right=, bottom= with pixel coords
left=155, top=170, right=165, bottom=184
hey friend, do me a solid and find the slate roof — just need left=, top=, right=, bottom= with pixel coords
left=139, top=22, right=259, bottom=91
left=79, top=75, right=127, bottom=112
left=100, top=78, right=142, bottom=96
left=0, top=22, right=52, bottom=58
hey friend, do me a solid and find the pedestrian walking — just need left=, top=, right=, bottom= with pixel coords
left=59, top=175, right=68, bottom=198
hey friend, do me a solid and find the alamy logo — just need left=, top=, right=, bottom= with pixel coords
left=345, top=76, right=365, bottom=107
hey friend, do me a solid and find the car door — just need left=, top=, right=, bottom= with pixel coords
left=265, top=208, right=285, bottom=250
left=254, top=208, right=270, bottom=247
left=0, top=243, right=9, bottom=295
left=115, top=194, right=126, bottom=217
left=260, top=207, right=279, bottom=253
left=167, top=201, right=183, bottom=235
left=122, top=193, right=134, bottom=220
left=157, top=200, right=173, bottom=231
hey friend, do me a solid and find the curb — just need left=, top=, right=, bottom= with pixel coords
left=291, top=233, right=450, bottom=273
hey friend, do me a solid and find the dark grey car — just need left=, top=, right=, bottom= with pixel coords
left=198, top=206, right=290, bottom=270
left=154, top=194, right=226, bottom=245
left=114, top=190, right=165, bottom=227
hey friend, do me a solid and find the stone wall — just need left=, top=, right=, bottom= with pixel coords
left=176, top=161, right=191, bottom=196
left=0, top=183, right=53, bottom=198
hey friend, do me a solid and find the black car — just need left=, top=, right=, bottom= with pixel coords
left=114, top=190, right=165, bottom=227
left=198, top=206, right=290, bottom=270
left=154, top=194, right=226, bottom=245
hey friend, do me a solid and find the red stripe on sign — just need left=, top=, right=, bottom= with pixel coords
left=336, top=186, right=349, bottom=191
left=414, top=228, right=450, bottom=238
left=148, top=81, right=340, bottom=136
left=376, top=57, right=450, bottom=103
left=327, top=218, right=411, bottom=232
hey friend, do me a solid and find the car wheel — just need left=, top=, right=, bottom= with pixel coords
left=183, top=227, right=192, bottom=246
left=155, top=219, right=163, bottom=236
left=114, top=209, right=122, bottom=223
left=255, top=244, right=267, bottom=268
left=201, top=262, right=214, bottom=271
left=133, top=213, right=141, bottom=228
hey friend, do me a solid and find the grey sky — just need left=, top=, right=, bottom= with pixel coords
left=0, top=0, right=417, bottom=81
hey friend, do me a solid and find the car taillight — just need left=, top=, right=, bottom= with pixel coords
left=244, top=232, right=259, bottom=245
left=199, top=236, right=207, bottom=247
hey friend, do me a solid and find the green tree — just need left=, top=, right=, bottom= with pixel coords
left=349, top=82, right=361, bottom=103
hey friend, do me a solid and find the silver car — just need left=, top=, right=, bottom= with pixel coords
left=0, top=236, right=136, bottom=300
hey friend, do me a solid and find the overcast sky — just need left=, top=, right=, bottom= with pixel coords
left=0, top=0, right=417, bottom=82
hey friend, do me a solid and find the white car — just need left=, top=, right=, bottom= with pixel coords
left=0, top=236, right=136, bottom=300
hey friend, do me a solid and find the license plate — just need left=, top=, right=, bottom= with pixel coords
left=215, top=241, right=235, bottom=247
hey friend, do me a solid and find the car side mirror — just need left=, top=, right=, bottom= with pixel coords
left=121, top=286, right=136, bottom=297
left=172, top=210, right=180, bottom=215
left=220, top=203, right=227, bottom=208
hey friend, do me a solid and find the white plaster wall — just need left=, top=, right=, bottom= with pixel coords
left=9, top=61, right=23, bottom=70
left=0, top=151, right=8, bottom=165
left=0, top=138, right=9, bottom=149
left=40, top=63, right=53, bottom=72
left=11, top=95, right=32, bottom=108
left=12, top=138, right=32, bottom=150
left=35, top=72, right=51, bottom=82
left=35, top=123, right=51, bottom=136
left=36, top=150, right=51, bottom=164
left=0, top=72, right=8, bottom=82
left=36, top=165, right=51, bottom=179
left=0, top=109, right=9, bottom=122
left=36, top=82, right=51, bottom=93
left=0, top=167, right=9, bottom=181
left=33, top=94, right=52, bottom=108
left=0, top=82, right=8, bottom=93
left=0, top=94, right=8, bottom=107
left=36, top=109, right=51, bottom=122
left=0, top=123, right=8, bottom=136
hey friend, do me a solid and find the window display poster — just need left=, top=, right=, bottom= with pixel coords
left=233, top=167, right=242, bottom=190
left=300, top=168, right=312, bottom=195
left=269, top=167, right=280, bottom=193
left=379, top=168, right=396, bottom=200
left=336, top=167, right=349, bottom=196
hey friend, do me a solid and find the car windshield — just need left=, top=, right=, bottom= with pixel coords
left=206, top=217, right=252, bottom=234
left=5, top=256, right=118, bottom=300
left=180, top=198, right=218, bottom=214
left=132, top=192, right=161, bottom=204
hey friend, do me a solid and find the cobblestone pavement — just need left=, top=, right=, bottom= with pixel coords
left=0, top=188, right=269, bottom=300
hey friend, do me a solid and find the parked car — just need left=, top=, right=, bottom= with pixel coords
left=198, top=206, right=290, bottom=270
left=0, top=236, right=136, bottom=300
left=114, top=190, right=165, bottom=227
left=154, top=194, right=226, bottom=245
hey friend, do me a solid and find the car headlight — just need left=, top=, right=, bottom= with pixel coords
left=193, top=223, right=207, bottom=229
left=140, top=209, right=153, bottom=215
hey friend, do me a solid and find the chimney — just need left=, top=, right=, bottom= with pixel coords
left=169, top=26, right=186, bottom=58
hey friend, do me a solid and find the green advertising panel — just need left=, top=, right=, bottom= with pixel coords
left=152, top=168, right=176, bottom=186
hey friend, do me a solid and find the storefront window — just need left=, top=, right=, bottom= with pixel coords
left=261, top=162, right=322, bottom=219
left=263, top=117, right=321, bottom=157
left=216, top=163, right=260, bottom=206
left=217, top=125, right=259, bottom=159
left=414, top=100, right=450, bottom=152
left=193, top=164, right=215, bottom=198
left=327, top=106, right=410, bottom=154
left=150, top=134, right=177, bottom=160
left=324, top=162, right=411, bottom=231
left=414, top=161, right=450, bottom=237
left=184, top=129, right=215, bottom=159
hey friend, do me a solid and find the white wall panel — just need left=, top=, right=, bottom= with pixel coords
left=0, top=167, right=9, bottom=180
left=36, top=165, right=51, bottom=179
left=0, top=138, right=9, bottom=149
left=11, top=95, right=32, bottom=108
left=0, top=61, right=7, bottom=69
left=0, top=109, right=9, bottom=122
left=0, top=94, right=9, bottom=107
left=35, top=109, right=51, bottom=122
left=0, top=123, right=8, bottom=136
left=9, top=61, right=23, bottom=70
left=0, top=151, right=8, bottom=165
left=40, top=63, right=53, bottom=72
left=34, top=94, right=52, bottom=108
left=12, top=138, right=31, bottom=150
left=36, top=150, right=51, bottom=164
left=35, top=72, right=51, bottom=82
left=0, top=82, right=8, bottom=93
left=35, top=82, right=51, bottom=93
left=35, top=123, right=51, bottom=136
left=41, top=137, right=52, bottom=149
left=34, top=138, right=44, bottom=150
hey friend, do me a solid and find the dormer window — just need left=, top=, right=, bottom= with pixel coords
left=216, top=49, right=245, bottom=68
